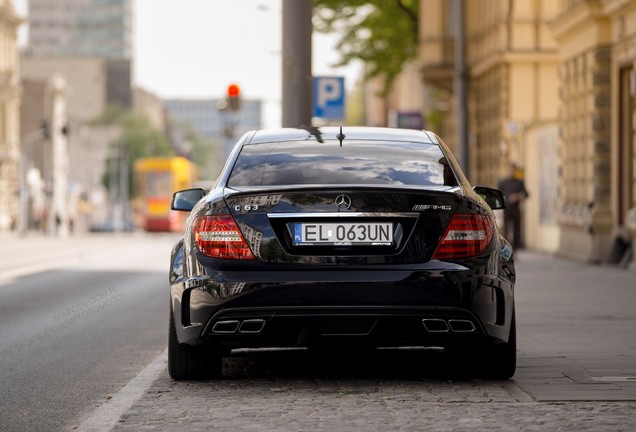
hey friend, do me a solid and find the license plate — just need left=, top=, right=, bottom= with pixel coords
left=293, top=222, right=393, bottom=246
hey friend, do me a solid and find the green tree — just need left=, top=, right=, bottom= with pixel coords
left=93, top=106, right=175, bottom=194
left=345, top=79, right=366, bottom=125
left=187, top=132, right=223, bottom=181
left=168, top=120, right=222, bottom=181
left=313, top=0, right=419, bottom=97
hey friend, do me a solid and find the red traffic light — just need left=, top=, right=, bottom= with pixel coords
left=227, top=83, right=240, bottom=98
left=226, top=83, right=241, bottom=111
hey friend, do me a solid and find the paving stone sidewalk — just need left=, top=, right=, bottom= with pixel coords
left=111, top=363, right=636, bottom=432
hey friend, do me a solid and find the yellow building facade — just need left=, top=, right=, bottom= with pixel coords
left=418, top=0, right=636, bottom=266
left=420, top=0, right=561, bottom=253
left=0, top=0, right=21, bottom=231
left=551, top=0, right=636, bottom=264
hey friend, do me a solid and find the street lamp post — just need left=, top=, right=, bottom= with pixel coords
left=49, top=77, right=70, bottom=237
left=17, top=129, right=44, bottom=235
left=282, top=0, right=313, bottom=127
left=453, top=0, right=470, bottom=178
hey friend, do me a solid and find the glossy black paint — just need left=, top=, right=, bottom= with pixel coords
left=169, top=127, right=515, bottom=361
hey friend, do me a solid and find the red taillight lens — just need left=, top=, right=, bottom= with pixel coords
left=432, top=214, right=494, bottom=259
left=193, top=215, right=255, bottom=260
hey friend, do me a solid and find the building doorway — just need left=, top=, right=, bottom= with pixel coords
left=609, top=65, right=636, bottom=265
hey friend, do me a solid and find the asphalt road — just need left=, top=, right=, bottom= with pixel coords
left=0, top=233, right=177, bottom=432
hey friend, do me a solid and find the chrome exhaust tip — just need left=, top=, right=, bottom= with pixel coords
left=238, top=319, right=266, bottom=334
left=422, top=318, right=449, bottom=333
left=211, top=320, right=240, bottom=334
left=448, top=319, right=476, bottom=333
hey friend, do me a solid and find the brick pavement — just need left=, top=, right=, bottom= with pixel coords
left=110, top=357, right=636, bottom=432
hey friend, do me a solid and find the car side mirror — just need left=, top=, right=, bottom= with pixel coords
left=473, top=186, right=505, bottom=210
left=171, top=188, right=205, bottom=211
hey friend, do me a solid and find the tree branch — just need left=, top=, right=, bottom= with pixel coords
left=394, top=0, right=418, bottom=28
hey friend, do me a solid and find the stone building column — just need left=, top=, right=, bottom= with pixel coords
left=557, top=44, right=613, bottom=262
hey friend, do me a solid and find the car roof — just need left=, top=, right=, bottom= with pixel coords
left=245, top=127, right=440, bottom=146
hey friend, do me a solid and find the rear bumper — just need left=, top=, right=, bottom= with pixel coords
left=201, top=306, right=489, bottom=349
left=171, top=265, right=515, bottom=349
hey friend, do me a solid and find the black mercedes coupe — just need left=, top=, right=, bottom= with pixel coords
left=168, top=127, right=516, bottom=380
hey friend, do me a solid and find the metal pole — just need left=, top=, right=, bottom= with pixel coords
left=282, top=0, right=313, bottom=127
left=50, top=77, right=69, bottom=236
left=119, top=144, right=128, bottom=232
left=18, top=145, right=28, bottom=235
left=453, top=0, right=470, bottom=178
left=109, top=150, right=117, bottom=231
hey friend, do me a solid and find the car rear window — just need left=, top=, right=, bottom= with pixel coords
left=227, top=140, right=459, bottom=187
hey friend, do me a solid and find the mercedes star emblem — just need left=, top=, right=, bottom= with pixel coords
left=334, top=194, right=352, bottom=210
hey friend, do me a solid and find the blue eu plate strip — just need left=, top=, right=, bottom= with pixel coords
left=294, top=224, right=302, bottom=243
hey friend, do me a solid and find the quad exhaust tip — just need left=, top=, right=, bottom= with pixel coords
left=211, top=319, right=267, bottom=334
left=212, top=320, right=240, bottom=333
left=448, top=319, right=476, bottom=333
left=421, top=318, right=476, bottom=333
left=239, top=319, right=267, bottom=334
left=421, top=318, right=449, bottom=333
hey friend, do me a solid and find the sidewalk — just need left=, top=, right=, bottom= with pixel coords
left=514, top=248, right=636, bottom=400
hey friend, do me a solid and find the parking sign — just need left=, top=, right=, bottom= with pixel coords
left=313, top=76, right=345, bottom=120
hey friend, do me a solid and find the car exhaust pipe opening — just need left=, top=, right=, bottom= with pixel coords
left=448, top=319, right=476, bottom=333
left=238, top=319, right=267, bottom=334
left=422, top=318, right=449, bottom=333
left=212, top=320, right=240, bottom=334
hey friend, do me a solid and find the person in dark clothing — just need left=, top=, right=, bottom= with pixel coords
left=498, top=163, right=529, bottom=249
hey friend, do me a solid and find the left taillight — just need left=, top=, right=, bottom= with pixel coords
left=432, top=213, right=494, bottom=259
left=193, top=215, right=255, bottom=260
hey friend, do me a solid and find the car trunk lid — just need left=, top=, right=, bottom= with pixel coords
left=224, top=187, right=461, bottom=264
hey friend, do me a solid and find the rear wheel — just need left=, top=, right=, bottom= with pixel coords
left=482, top=311, right=517, bottom=380
left=168, top=309, right=224, bottom=380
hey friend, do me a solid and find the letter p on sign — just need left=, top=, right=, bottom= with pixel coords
left=313, top=76, right=345, bottom=120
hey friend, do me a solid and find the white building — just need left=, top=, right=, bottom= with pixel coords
left=0, top=0, right=22, bottom=231
left=26, top=0, right=132, bottom=60
left=164, top=98, right=262, bottom=166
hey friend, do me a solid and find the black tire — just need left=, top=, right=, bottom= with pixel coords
left=483, top=311, right=517, bottom=380
left=168, top=309, right=223, bottom=380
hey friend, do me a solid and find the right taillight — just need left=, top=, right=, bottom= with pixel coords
left=193, top=215, right=255, bottom=260
left=432, top=214, right=494, bottom=259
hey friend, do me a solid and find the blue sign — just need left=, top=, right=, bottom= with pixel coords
left=313, top=76, right=345, bottom=120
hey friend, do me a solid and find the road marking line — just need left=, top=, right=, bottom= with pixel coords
left=76, top=348, right=167, bottom=432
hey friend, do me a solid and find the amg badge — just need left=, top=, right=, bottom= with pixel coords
left=412, top=204, right=452, bottom=211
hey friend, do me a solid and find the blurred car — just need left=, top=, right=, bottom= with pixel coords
left=168, top=127, right=516, bottom=380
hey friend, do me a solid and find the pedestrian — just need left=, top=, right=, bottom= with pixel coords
left=498, top=163, right=529, bottom=249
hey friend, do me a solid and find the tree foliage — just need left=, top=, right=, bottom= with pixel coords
left=313, top=0, right=419, bottom=96
left=181, top=126, right=220, bottom=180
left=93, top=106, right=174, bottom=161
left=93, top=106, right=175, bottom=194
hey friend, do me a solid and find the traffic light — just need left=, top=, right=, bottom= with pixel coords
left=226, top=83, right=241, bottom=111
